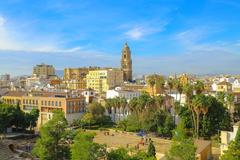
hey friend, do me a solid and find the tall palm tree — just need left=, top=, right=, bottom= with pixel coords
left=226, top=93, right=235, bottom=120
left=155, top=95, right=164, bottom=110
left=155, top=75, right=165, bottom=94
left=147, top=75, right=156, bottom=96
left=183, top=83, right=194, bottom=104
left=119, top=97, right=128, bottom=121
left=167, top=78, right=174, bottom=95
left=174, top=79, right=183, bottom=102
left=194, top=80, right=205, bottom=95
left=192, top=94, right=209, bottom=138
left=104, top=99, right=113, bottom=115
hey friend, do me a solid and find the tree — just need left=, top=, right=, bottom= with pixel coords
left=166, top=120, right=196, bottom=160
left=216, top=91, right=226, bottom=105
left=0, top=104, right=39, bottom=133
left=174, top=80, right=183, bottom=102
left=71, top=132, right=107, bottom=160
left=148, top=140, right=156, bottom=157
left=221, top=127, right=240, bottom=160
left=88, top=102, right=105, bottom=118
left=192, top=94, right=210, bottom=138
left=194, top=81, right=205, bottom=95
left=25, top=109, right=39, bottom=131
left=107, top=148, right=131, bottom=160
left=147, top=75, right=156, bottom=96
left=226, top=93, right=235, bottom=116
left=32, top=110, right=68, bottom=160
left=167, top=78, right=174, bottom=95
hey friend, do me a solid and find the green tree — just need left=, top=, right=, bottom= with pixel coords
left=166, top=120, right=196, bottom=160
left=71, top=132, right=107, bottom=160
left=221, top=127, right=240, bottom=160
left=107, top=148, right=131, bottom=160
left=194, top=81, right=205, bottom=95
left=148, top=140, right=156, bottom=157
left=88, top=102, right=105, bottom=118
left=25, top=108, right=39, bottom=131
left=32, top=110, right=68, bottom=160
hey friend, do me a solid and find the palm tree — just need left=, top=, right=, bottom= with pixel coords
left=183, top=83, right=194, bottom=104
left=194, top=80, right=205, bottom=95
left=226, top=93, right=235, bottom=120
left=129, top=97, right=138, bottom=114
left=147, top=75, right=156, bottom=96
left=155, top=95, right=164, bottom=110
left=155, top=75, right=165, bottom=94
left=167, top=78, right=174, bottom=95
left=105, top=99, right=114, bottom=115
left=192, top=94, right=209, bottom=138
left=119, top=97, right=127, bottom=121
left=174, top=79, right=183, bottom=102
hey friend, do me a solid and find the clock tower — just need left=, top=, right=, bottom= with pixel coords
left=121, top=43, right=132, bottom=82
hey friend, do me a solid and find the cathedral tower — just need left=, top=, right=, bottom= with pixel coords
left=121, top=43, right=132, bottom=81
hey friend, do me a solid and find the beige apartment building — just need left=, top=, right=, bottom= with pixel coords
left=33, top=63, right=55, bottom=78
left=63, top=67, right=99, bottom=90
left=1, top=91, right=86, bottom=128
left=86, top=68, right=124, bottom=93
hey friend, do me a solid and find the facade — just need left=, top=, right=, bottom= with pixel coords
left=106, top=87, right=141, bottom=102
left=63, top=67, right=99, bottom=90
left=33, top=63, right=55, bottom=78
left=121, top=43, right=132, bottom=82
left=220, top=121, right=240, bottom=155
left=216, top=81, right=232, bottom=92
left=1, top=91, right=86, bottom=128
left=86, top=68, right=123, bottom=93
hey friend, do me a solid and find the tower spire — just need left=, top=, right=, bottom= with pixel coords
left=121, top=43, right=132, bottom=82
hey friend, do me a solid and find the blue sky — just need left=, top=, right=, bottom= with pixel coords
left=0, top=0, right=240, bottom=76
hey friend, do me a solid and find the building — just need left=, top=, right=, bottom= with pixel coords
left=86, top=68, right=123, bottom=93
left=106, top=87, right=141, bottom=102
left=63, top=67, right=99, bottom=90
left=1, top=91, right=86, bottom=128
left=216, top=81, right=232, bottom=92
left=0, top=74, right=10, bottom=81
left=121, top=43, right=132, bottom=82
left=81, top=89, right=97, bottom=104
left=220, top=121, right=240, bottom=155
left=33, top=63, right=55, bottom=78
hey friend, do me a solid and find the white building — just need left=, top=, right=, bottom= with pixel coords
left=106, top=87, right=141, bottom=122
left=106, top=87, right=141, bottom=102
left=220, top=121, right=240, bottom=155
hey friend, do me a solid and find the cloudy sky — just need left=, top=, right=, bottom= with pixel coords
left=0, top=0, right=240, bottom=76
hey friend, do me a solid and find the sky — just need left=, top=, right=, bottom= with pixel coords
left=0, top=0, right=240, bottom=76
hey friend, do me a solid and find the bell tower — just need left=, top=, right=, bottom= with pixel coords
left=121, top=43, right=132, bottom=81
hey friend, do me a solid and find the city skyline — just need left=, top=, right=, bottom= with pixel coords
left=0, top=0, right=240, bottom=76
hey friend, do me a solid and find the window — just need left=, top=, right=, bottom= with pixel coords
left=48, top=101, right=50, bottom=106
left=41, top=101, right=43, bottom=105
left=52, top=101, right=54, bottom=106
left=59, top=101, right=62, bottom=107
left=55, top=101, right=58, bottom=106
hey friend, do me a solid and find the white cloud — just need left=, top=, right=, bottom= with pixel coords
left=0, top=15, right=86, bottom=53
left=0, top=16, right=5, bottom=26
left=125, top=27, right=145, bottom=40
left=123, top=21, right=168, bottom=40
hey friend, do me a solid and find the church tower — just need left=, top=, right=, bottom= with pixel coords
left=121, top=43, right=132, bottom=82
